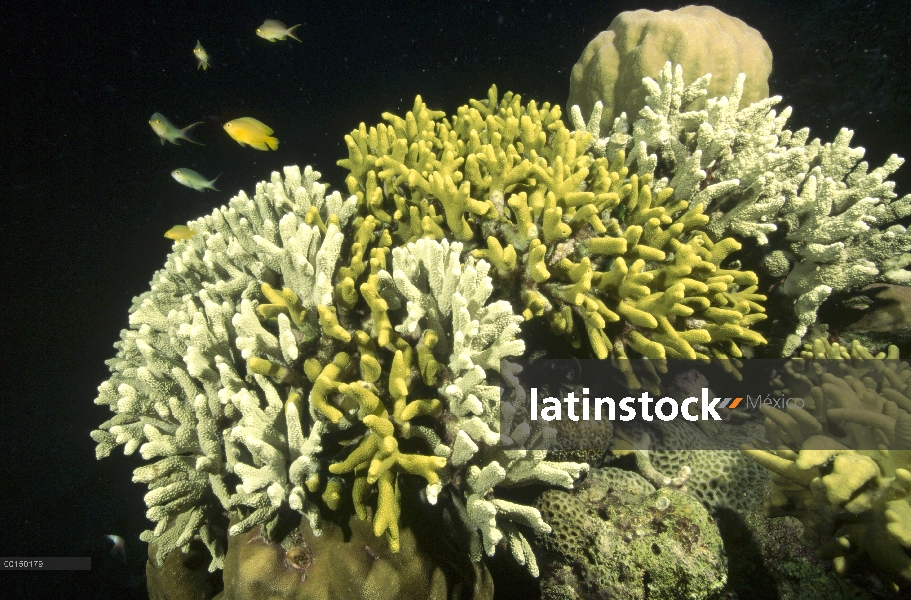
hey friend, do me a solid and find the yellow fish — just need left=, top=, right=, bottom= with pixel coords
left=256, top=19, right=301, bottom=42
left=223, top=117, right=279, bottom=151
left=164, top=225, right=197, bottom=241
left=149, top=113, right=203, bottom=145
left=193, top=40, right=210, bottom=70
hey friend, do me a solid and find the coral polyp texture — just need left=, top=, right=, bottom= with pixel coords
left=742, top=338, right=911, bottom=590
left=338, top=85, right=768, bottom=364
left=92, top=163, right=585, bottom=576
left=573, top=61, right=911, bottom=355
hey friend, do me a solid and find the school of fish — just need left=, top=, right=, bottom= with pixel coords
left=152, top=19, right=300, bottom=240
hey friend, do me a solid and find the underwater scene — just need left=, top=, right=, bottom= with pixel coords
left=5, top=1, right=911, bottom=599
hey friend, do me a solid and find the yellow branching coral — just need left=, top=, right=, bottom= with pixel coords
left=94, top=163, right=582, bottom=578
left=246, top=273, right=455, bottom=553
left=243, top=227, right=544, bottom=561
left=328, top=408, right=446, bottom=551
left=742, top=337, right=911, bottom=590
left=337, top=86, right=767, bottom=364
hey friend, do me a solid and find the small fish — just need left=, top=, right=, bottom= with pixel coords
left=193, top=40, right=210, bottom=70
left=223, top=117, right=279, bottom=151
left=149, top=113, right=203, bottom=145
left=172, top=168, right=220, bottom=191
left=106, top=535, right=127, bottom=563
left=256, top=19, right=301, bottom=42
left=164, top=224, right=198, bottom=241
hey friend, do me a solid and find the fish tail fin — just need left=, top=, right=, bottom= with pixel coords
left=209, top=174, right=221, bottom=192
left=288, top=24, right=302, bottom=42
left=266, top=136, right=279, bottom=151
left=181, top=122, right=205, bottom=145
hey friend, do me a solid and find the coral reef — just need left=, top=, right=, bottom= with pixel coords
left=92, top=164, right=585, bottom=581
left=215, top=502, right=494, bottom=600
left=567, top=5, right=773, bottom=136
left=95, top=47, right=911, bottom=594
left=338, top=86, right=769, bottom=364
left=572, top=62, right=911, bottom=355
left=92, top=166, right=356, bottom=569
left=612, top=420, right=770, bottom=513
left=742, top=337, right=911, bottom=591
left=837, top=284, right=911, bottom=353
left=535, top=467, right=727, bottom=600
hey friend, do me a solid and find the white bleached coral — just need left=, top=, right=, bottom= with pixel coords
left=94, top=167, right=586, bottom=578
left=571, top=62, right=911, bottom=355
left=373, top=238, right=587, bottom=574
left=92, top=166, right=355, bottom=569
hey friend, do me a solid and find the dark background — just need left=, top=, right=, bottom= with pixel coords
left=1, top=0, right=909, bottom=597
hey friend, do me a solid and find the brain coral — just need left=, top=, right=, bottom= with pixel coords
left=567, top=5, right=773, bottom=136
left=535, top=467, right=727, bottom=600
left=618, top=421, right=770, bottom=513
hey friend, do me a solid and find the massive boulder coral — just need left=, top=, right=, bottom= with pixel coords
left=337, top=86, right=768, bottom=364
left=535, top=467, right=727, bottom=600
left=216, top=507, right=494, bottom=600
left=567, top=5, right=773, bottom=136
left=92, top=165, right=585, bottom=580
left=612, top=420, right=770, bottom=514
left=741, top=337, right=911, bottom=591
left=572, top=62, right=911, bottom=355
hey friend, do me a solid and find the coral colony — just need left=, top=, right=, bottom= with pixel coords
left=91, top=158, right=584, bottom=576
left=94, top=6, right=911, bottom=595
